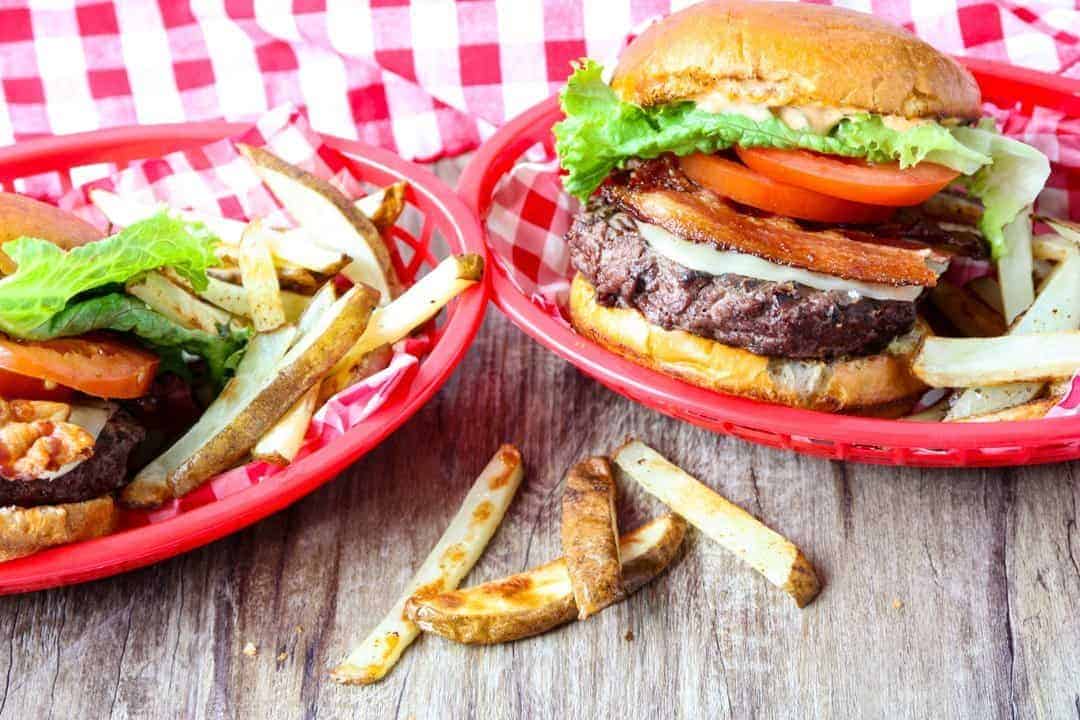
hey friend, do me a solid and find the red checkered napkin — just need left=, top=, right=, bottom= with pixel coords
left=50, top=104, right=426, bottom=524
left=1, top=2, right=1076, bottom=166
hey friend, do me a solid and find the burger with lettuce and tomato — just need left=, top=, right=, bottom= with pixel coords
left=555, top=0, right=1050, bottom=412
left=0, top=193, right=248, bottom=560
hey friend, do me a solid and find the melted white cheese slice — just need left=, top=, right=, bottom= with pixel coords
left=637, top=220, right=926, bottom=302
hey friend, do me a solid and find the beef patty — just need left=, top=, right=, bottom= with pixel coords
left=567, top=201, right=918, bottom=359
left=0, top=410, right=145, bottom=507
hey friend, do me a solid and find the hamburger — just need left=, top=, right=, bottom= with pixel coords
left=554, top=0, right=1050, bottom=412
left=0, top=193, right=248, bottom=561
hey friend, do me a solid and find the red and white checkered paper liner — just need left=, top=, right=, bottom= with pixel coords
left=485, top=97, right=1080, bottom=414
left=0, top=1, right=1077, bottom=166
left=48, top=104, right=425, bottom=525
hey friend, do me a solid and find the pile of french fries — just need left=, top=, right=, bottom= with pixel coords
left=330, top=440, right=821, bottom=686
left=90, top=147, right=483, bottom=508
left=911, top=210, right=1080, bottom=422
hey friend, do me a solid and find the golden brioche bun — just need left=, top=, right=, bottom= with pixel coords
left=611, top=0, right=981, bottom=120
left=569, top=273, right=927, bottom=412
left=0, top=495, right=118, bottom=562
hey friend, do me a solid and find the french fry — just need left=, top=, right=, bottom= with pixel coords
left=90, top=189, right=346, bottom=274
left=947, top=247, right=1080, bottom=419
left=928, top=282, right=1006, bottom=337
left=613, top=440, right=821, bottom=608
left=913, top=332, right=1080, bottom=387
left=997, top=212, right=1035, bottom=324
left=355, top=181, right=407, bottom=232
left=239, top=144, right=401, bottom=303
left=123, top=285, right=378, bottom=508
left=252, top=385, right=317, bottom=464
left=1033, top=234, right=1075, bottom=263
left=1042, top=217, right=1080, bottom=248
left=955, top=397, right=1058, bottom=422
left=126, top=271, right=238, bottom=334
left=320, top=254, right=483, bottom=400
left=239, top=220, right=287, bottom=332
left=330, top=445, right=524, bottom=685
left=560, top=457, right=621, bottom=619
left=163, top=269, right=311, bottom=324
left=404, top=514, right=686, bottom=645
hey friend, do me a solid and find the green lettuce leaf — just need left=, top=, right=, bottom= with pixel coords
left=0, top=211, right=218, bottom=337
left=952, top=126, right=1051, bottom=258
left=553, top=60, right=1051, bottom=257
left=554, top=60, right=989, bottom=201
left=23, top=293, right=249, bottom=385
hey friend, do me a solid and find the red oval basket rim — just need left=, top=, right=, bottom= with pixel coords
left=0, top=124, right=489, bottom=595
left=457, top=58, right=1080, bottom=467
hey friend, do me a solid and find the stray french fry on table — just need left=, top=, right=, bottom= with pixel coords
left=330, top=445, right=524, bottom=685
left=613, top=440, right=821, bottom=608
left=560, top=457, right=622, bottom=619
left=405, top=514, right=686, bottom=645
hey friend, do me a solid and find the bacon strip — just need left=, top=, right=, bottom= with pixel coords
left=0, top=420, right=94, bottom=480
left=607, top=185, right=941, bottom=287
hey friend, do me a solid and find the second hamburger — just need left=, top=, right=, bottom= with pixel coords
left=554, top=0, right=1050, bottom=412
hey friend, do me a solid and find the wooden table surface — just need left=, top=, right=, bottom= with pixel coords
left=1, top=160, right=1079, bottom=720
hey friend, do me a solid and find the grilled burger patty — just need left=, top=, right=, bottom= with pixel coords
left=0, top=410, right=145, bottom=507
left=566, top=202, right=918, bottom=360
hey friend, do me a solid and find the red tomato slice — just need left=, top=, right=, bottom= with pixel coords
left=0, top=336, right=158, bottom=399
left=678, top=154, right=896, bottom=224
left=0, top=367, right=74, bottom=401
left=735, top=147, right=960, bottom=207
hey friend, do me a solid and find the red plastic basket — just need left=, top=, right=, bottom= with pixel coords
left=0, top=123, right=488, bottom=594
left=458, top=58, right=1080, bottom=469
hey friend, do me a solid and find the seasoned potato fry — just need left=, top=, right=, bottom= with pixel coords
left=997, top=213, right=1035, bottom=325
left=928, top=282, right=1006, bottom=337
left=560, top=457, right=621, bottom=619
left=252, top=385, right=317, bottom=465
left=320, top=254, right=483, bottom=400
left=122, top=326, right=295, bottom=507
left=956, top=397, right=1058, bottom=422
left=1033, top=234, right=1074, bottom=263
left=163, top=269, right=310, bottom=324
left=947, top=248, right=1080, bottom=419
left=613, top=441, right=820, bottom=608
left=239, top=220, right=287, bottom=332
left=122, top=284, right=378, bottom=507
left=914, top=332, right=1080, bottom=387
left=126, top=271, right=238, bottom=334
left=239, top=144, right=401, bottom=303
left=404, top=514, right=686, bottom=645
left=355, top=182, right=407, bottom=232
left=1042, top=217, right=1080, bottom=248
left=330, top=445, right=524, bottom=685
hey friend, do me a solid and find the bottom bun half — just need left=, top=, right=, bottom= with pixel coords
left=569, top=273, right=927, bottom=413
left=0, top=495, right=118, bottom=562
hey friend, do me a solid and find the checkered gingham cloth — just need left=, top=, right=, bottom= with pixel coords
left=1, top=1, right=1077, bottom=162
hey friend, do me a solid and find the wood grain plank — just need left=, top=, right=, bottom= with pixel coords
left=0, top=157, right=1078, bottom=719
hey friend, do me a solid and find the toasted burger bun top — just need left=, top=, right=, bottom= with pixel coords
left=611, top=0, right=982, bottom=121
